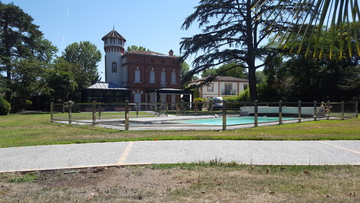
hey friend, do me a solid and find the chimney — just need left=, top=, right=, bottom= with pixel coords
left=169, top=49, right=174, bottom=56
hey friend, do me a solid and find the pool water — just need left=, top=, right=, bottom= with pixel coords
left=176, top=116, right=295, bottom=126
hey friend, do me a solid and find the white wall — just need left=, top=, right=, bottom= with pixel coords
left=200, top=81, right=249, bottom=99
left=105, top=52, right=122, bottom=85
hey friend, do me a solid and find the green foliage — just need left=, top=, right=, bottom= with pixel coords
left=0, top=2, right=58, bottom=111
left=223, top=88, right=250, bottom=102
left=194, top=97, right=205, bottom=103
left=46, top=69, right=78, bottom=103
left=181, top=0, right=304, bottom=101
left=263, top=0, right=360, bottom=59
left=10, top=58, right=47, bottom=111
left=261, top=28, right=360, bottom=102
left=202, top=63, right=247, bottom=79
left=126, top=45, right=151, bottom=52
left=62, top=41, right=101, bottom=93
left=0, top=96, right=11, bottom=115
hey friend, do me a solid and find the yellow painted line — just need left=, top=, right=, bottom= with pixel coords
left=318, top=141, right=360, bottom=155
left=117, top=142, right=134, bottom=164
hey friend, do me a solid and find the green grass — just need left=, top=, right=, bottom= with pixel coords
left=0, top=113, right=359, bottom=148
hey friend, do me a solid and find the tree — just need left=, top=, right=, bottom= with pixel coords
left=261, top=23, right=360, bottom=101
left=126, top=45, right=151, bottom=52
left=0, top=2, right=42, bottom=100
left=10, top=58, right=46, bottom=111
left=258, top=0, right=360, bottom=59
left=180, top=0, right=308, bottom=101
left=62, top=41, right=101, bottom=93
left=46, top=58, right=78, bottom=103
left=202, top=63, right=247, bottom=78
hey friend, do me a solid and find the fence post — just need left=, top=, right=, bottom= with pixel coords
left=68, top=101, right=72, bottom=125
left=125, top=100, right=129, bottom=130
left=92, top=101, right=96, bottom=125
left=176, top=102, right=179, bottom=116
left=326, top=101, right=330, bottom=120
left=166, top=103, right=169, bottom=116
left=136, top=103, right=139, bottom=118
left=279, top=100, right=283, bottom=125
left=50, top=102, right=54, bottom=122
left=254, top=100, right=258, bottom=127
left=314, top=101, right=317, bottom=121
left=98, top=103, right=102, bottom=120
left=298, top=100, right=301, bottom=123
left=341, top=101, right=345, bottom=120
left=356, top=101, right=358, bottom=118
left=194, top=102, right=198, bottom=115
left=222, top=100, right=227, bottom=131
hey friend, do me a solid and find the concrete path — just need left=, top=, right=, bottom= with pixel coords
left=1, top=140, right=360, bottom=172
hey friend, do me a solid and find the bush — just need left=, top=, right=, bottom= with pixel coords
left=194, top=97, right=205, bottom=103
left=0, top=96, right=11, bottom=115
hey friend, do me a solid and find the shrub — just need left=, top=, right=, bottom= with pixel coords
left=194, top=97, right=205, bottom=103
left=0, top=96, right=11, bottom=115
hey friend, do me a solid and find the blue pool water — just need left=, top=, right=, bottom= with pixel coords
left=176, top=116, right=295, bottom=126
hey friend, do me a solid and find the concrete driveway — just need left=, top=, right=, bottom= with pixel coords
left=1, top=140, right=360, bottom=172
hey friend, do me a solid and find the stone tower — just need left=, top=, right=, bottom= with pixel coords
left=102, top=29, right=126, bottom=86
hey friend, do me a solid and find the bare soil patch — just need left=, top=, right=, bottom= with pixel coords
left=1, top=165, right=360, bottom=202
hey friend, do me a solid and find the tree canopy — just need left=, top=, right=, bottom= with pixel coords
left=180, top=0, right=308, bottom=101
left=260, top=23, right=360, bottom=101
left=257, top=0, right=360, bottom=59
left=202, top=62, right=247, bottom=79
left=0, top=2, right=58, bottom=110
left=62, top=41, right=102, bottom=90
left=127, top=45, right=151, bottom=52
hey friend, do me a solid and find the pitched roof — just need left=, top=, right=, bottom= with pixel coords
left=102, top=30, right=126, bottom=41
left=86, top=82, right=128, bottom=90
left=196, top=76, right=249, bottom=82
left=127, top=50, right=179, bottom=58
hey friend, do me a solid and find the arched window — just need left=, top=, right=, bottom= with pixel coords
left=112, top=62, right=117, bottom=73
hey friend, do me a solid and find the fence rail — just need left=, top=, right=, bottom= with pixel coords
left=50, top=100, right=358, bottom=131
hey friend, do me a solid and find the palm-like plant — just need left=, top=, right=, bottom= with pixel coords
left=254, top=0, right=360, bottom=59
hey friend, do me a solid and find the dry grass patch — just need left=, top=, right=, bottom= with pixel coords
left=1, top=165, right=359, bottom=202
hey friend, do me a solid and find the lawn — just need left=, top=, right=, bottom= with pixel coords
left=0, top=113, right=359, bottom=148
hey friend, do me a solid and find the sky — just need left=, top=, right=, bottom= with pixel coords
left=3, top=0, right=200, bottom=81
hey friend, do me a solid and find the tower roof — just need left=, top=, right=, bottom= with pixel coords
left=102, top=29, right=126, bottom=41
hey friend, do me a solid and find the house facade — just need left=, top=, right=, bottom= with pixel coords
left=84, top=29, right=188, bottom=104
left=190, top=76, right=249, bottom=100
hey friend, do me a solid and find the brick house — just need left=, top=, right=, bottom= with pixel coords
left=84, top=29, right=189, bottom=104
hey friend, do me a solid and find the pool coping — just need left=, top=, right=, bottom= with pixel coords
left=53, top=115, right=335, bottom=131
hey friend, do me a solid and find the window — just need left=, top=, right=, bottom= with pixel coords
left=135, top=68, right=140, bottom=82
left=112, top=62, right=117, bottom=73
left=150, top=69, right=155, bottom=83
left=207, top=84, right=214, bottom=92
left=161, top=70, right=166, bottom=84
left=171, top=70, right=176, bottom=84
left=244, top=84, right=248, bottom=90
left=224, top=83, right=232, bottom=95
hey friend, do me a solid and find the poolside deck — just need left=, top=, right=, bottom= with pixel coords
left=53, top=115, right=325, bottom=131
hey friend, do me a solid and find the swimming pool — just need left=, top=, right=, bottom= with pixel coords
left=176, top=116, right=295, bottom=126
